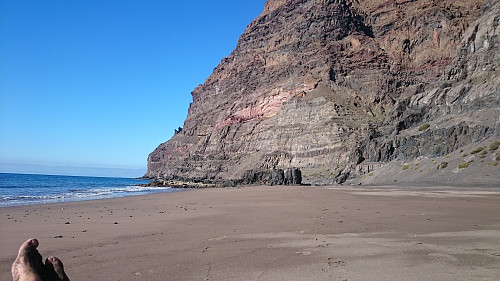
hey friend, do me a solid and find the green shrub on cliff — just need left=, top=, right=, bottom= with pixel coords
left=480, top=150, right=488, bottom=158
left=458, top=162, right=469, bottom=169
left=437, top=162, right=448, bottom=169
left=471, top=147, right=485, bottom=154
left=419, top=123, right=430, bottom=131
left=489, top=141, right=500, bottom=151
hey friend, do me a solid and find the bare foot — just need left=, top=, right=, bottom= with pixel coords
left=12, top=238, right=44, bottom=281
left=45, top=256, right=69, bottom=281
left=12, top=238, right=70, bottom=281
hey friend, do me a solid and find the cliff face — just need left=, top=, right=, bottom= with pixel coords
left=146, top=0, right=499, bottom=185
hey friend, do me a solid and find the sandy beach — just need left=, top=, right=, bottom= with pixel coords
left=1, top=185, right=500, bottom=280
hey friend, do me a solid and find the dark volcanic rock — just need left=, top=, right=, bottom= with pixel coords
left=242, top=168, right=302, bottom=185
left=146, top=0, right=499, bottom=185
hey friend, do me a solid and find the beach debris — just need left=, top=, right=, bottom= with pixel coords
left=296, top=251, right=312, bottom=256
left=328, top=258, right=346, bottom=267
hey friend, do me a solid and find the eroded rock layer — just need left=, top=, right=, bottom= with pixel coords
left=146, top=0, right=499, bottom=185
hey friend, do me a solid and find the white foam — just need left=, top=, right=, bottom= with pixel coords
left=1, top=185, right=179, bottom=207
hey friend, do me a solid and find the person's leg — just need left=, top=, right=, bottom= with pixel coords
left=12, top=238, right=70, bottom=281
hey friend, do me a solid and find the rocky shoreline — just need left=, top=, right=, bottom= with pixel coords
left=143, top=167, right=303, bottom=188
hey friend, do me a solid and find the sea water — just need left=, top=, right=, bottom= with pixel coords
left=0, top=173, right=180, bottom=207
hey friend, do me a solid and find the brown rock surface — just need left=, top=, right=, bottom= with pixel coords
left=146, top=0, right=499, bottom=185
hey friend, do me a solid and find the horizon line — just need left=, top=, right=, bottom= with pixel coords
left=0, top=162, right=146, bottom=178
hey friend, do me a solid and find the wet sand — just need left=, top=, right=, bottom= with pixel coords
left=1, top=185, right=500, bottom=280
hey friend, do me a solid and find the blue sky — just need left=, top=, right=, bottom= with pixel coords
left=0, top=0, right=265, bottom=177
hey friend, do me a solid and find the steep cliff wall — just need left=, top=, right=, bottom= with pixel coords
left=146, top=0, right=499, bottom=185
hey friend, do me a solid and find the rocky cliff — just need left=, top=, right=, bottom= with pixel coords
left=146, top=0, right=499, bottom=186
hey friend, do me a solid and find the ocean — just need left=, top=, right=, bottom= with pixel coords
left=0, top=173, right=180, bottom=207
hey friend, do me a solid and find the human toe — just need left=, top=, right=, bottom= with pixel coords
left=45, top=256, right=70, bottom=281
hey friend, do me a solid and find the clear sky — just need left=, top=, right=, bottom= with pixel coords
left=0, top=0, right=265, bottom=177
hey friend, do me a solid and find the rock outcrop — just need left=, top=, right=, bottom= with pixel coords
left=146, top=0, right=499, bottom=186
left=242, top=168, right=302, bottom=186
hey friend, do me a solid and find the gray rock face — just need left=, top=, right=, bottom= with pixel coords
left=146, top=0, right=499, bottom=185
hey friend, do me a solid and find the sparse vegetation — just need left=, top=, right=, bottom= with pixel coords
left=437, top=162, right=448, bottom=169
left=493, top=161, right=499, bottom=167
left=496, top=154, right=500, bottom=161
left=462, top=153, right=468, bottom=157
left=402, top=165, right=409, bottom=170
left=419, top=123, right=430, bottom=131
left=471, top=147, right=485, bottom=154
left=480, top=150, right=488, bottom=158
left=458, top=162, right=469, bottom=169
left=489, top=141, right=500, bottom=151
left=445, top=155, right=451, bottom=159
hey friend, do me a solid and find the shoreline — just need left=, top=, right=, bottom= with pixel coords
left=3, top=182, right=500, bottom=208
left=4, top=179, right=499, bottom=208
left=0, top=186, right=185, bottom=208
left=2, top=185, right=500, bottom=280
left=0, top=173, right=157, bottom=208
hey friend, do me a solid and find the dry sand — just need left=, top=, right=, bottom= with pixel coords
left=1, top=185, right=500, bottom=280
